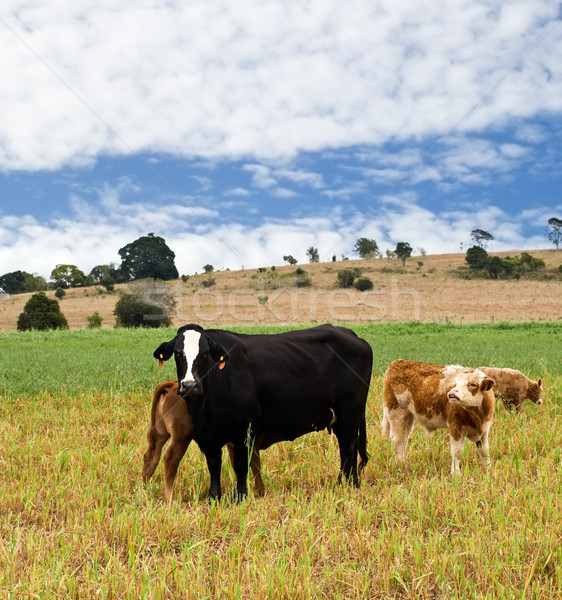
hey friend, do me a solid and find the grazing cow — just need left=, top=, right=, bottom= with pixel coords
left=142, top=380, right=265, bottom=499
left=478, top=367, right=543, bottom=413
left=153, top=323, right=372, bottom=500
left=381, top=359, right=495, bottom=474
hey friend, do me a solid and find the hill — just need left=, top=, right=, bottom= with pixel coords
left=1, top=249, right=561, bottom=332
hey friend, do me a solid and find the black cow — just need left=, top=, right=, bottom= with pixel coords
left=153, top=323, right=372, bottom=500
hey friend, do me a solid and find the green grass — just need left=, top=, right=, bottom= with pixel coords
left=0, top=322, right=560, bottom=599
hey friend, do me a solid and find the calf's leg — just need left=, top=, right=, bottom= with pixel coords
left=449, top=434, right=465, bottom=475
left=162, top=437, right=191, bottom=500
left=387, top=409, right=415, bottom=462
left=474, top=421, right=491, bottom=469
left=142, top=428, right=170, bottom=484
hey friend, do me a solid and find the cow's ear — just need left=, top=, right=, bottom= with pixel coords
left=208, top=339, right=228, bottom=365
left=538, top=378, right=542, bottom=387
left=481, top=377, right=495, bottom=392
left=153, top=341, right=175, bottom=364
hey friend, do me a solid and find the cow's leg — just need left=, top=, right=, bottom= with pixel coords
left=388, top=409, right=415, bottom=462
left=449, top=433, right=465, bottom=475
left=475, top=421, right=491, bottom=469
left=333, top=419, right=360, bottom=487
left=205, top=448, right=223, bottom=501
left=230, top=439, right=250, bottom=500
left=250, top=448, right=265, bottom=497
left=162, top=436, right=191, bottom=500
left=142, top=428, right=170, bottom=484
left=227, top=441, right=264, bottom=497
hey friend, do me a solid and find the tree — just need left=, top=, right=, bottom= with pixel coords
left=90, top=263, right=121, bottom=289
left=50, top=264, right=85, bottom=289
left=547, top=217, right=562, bottom=249
left=203, top=264, right=214, bottom=273
left=283, top=255, right=298, bottom=266
left=395, top=242, right=413, bottom=267
left=118, top=233, right=179, bottom=281
left=306, top=246, right=319, bottom=263
left=0, top=271, right=47, bottom=294
left=465, top=246, right=489, bottom=271
left=470, top=229, right=494, bottom=249
left=17, top=292, right=68, bottom=331
left=353, top=238, right=379, bottom=259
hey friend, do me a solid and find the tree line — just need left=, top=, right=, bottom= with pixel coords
left=1, top=233, right=178, bottom=295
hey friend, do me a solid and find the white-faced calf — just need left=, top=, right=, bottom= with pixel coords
left=381, top=359, right=496, bottom=474
left=478, top=367, right=542, bottom=413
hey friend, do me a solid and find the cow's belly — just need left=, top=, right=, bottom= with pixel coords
left=414, top=411, right=448, bottom=432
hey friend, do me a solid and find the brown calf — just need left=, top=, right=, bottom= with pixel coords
left=142, top=380, right=265, bottom=499
left=381, top=359, right=495, bottom=474
left=478, top=367, right=542, bottom=413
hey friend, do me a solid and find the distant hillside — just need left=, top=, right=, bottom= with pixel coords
left=1, top=249, right=561, bottom=332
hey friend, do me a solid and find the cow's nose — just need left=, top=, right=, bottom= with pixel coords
left=179, top=380, right=198, bottom=395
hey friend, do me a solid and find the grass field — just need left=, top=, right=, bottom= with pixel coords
left=0, top=323, right=561, bottom=599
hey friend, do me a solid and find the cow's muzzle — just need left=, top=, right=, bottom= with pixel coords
left=178, top=380, right=202, bottom=397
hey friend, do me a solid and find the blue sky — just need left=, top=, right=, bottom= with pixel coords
left=1, top=1, right=561, bottom=280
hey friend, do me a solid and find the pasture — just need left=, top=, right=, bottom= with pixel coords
left=0, top=322, right=560, bottom=599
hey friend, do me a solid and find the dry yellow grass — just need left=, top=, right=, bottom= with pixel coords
left=1, top=249, right=561, bottom=332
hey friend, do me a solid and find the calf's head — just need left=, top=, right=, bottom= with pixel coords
left=153, top=324, right=228, bottom=397
left=529, top=378, right=543, bottom=405
left=447, top=370, right=495, bottom=408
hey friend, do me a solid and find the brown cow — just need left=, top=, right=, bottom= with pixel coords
left=382, top=359, right=495, bottom=474
left=142, top=380, right=265, bottom=499
left=478, top=367, right=543, bottom=413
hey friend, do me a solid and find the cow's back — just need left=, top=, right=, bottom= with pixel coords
left=237, top=325, right=372, bottom=439
left=383, top=359, right=455, bottom=412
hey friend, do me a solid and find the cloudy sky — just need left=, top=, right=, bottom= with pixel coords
left=1, top=0, right=561, bottom=280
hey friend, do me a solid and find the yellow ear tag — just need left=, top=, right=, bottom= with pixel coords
left=158, top=354, right=164, bottom=368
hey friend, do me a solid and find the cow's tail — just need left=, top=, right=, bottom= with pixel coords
left=358, top=415, right=369, bottom=473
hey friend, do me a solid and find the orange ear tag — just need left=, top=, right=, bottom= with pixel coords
left=219, top=362, right=226, bottom=370
left=158, top=354, right=164, bottom=368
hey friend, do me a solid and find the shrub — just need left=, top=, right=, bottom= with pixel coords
left=113, top=281, right=174, bottom=328
left=114, top=293, right=171, bottom=328
left=86, top=311, right=103, bottom=329
left=17, top=292, right=68, bottom=331
left=55, top=287, right=66, bottom=300
left=201, top=278, right=216, bottom=288
left=337, top=269, right=356, bottom=288
left=354, top=277, right=374, bottom=291
left=294, top=275, right=312, bottom=288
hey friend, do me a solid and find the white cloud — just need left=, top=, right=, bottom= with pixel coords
left=1, top=1, right=561, bottom=171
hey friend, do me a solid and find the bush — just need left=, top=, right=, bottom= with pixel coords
left=294, top=275, right=312, bottom=288
left=354, top=277, right=374, bottom=291
left=337, top=269, right=356, bottom=288
left=86, top=311, right=103, bottom=329
left=201, top=278, right=216, bottom=288
left=17, top=292, right=68, bottom=331
left=114, top=293, right=171, bottom=328
left=55, top=287, right=66, bottom=300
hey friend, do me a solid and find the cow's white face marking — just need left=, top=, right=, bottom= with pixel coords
left=180, top=330, right=202, bottom=386
left=447, top=370, right=488, bottom=407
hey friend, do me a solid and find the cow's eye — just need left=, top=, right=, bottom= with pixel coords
left=468, top=382, right=478, bottom=389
